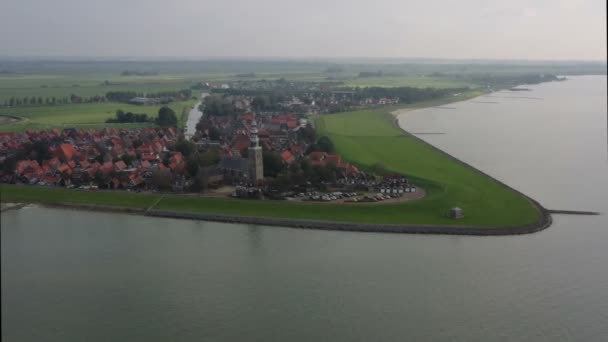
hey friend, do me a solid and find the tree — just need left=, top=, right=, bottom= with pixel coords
left=151, top=168, right=172, bottom=191
left=186, top=154, right=202, bottom=178
left=200, top=148, right=220, bottom=167
left=298, top=123, right=316, bottom=143
left=30, top=140, right=51, bottom=164
left=175, top=139, right=196, bottom=157
left=121, top=154, right=135, bottom=166
left=252, top=95, right=270, bottom=111
left=316, top=136, right=335, bottom=153
left=203, top=95, right=238, bottom=117
left=371, top=163, right=389, bottom=175
left=156, top=106, right=177, bottom=127
left=208, top=126, right=220, bottom=140
left=106, top=109, right=150, bottom=123
left=307, top=136, right=335, bottom=154
left=263, top=151, right=284, bottom=178
left=94, top=170, right=109, bottom=188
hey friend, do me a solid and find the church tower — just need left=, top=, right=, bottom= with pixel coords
left=248, top=119, right=264, bottom=184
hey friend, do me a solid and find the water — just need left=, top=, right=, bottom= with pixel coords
left=184, top=92, right=208, bottom=139
left=2, top=76, right=607, bottom=341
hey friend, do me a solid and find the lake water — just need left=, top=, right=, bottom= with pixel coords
left=2, top=76, right=607, bottom=341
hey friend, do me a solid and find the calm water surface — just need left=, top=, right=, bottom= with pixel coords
left=2, top=76, right=607, bottom=341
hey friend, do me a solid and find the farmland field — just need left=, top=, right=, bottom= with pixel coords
left=0, top=74, right=202, bottom=103
left=0, top=100, right=197, bottom=132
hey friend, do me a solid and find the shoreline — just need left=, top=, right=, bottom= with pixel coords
left=389, top=95, right=552, bottom=234
left=1, top=91, right=553, bottom=235
left=6, top=201, right=551, bottom=236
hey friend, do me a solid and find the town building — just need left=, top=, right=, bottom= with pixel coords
left=248, top=119, right=264, bottom=183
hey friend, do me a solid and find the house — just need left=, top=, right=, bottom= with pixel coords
left=58, top=144, right=77, bottom=162
left=114, top=160, right=127, bottom=172
left=280, top=150, right=296, bottom=164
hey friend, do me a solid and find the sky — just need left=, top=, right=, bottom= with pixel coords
left=1, top=0, right=606, bottom=61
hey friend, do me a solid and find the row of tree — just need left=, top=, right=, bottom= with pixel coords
left=105, top=110, right=153, bottom=123
left=105, top=89, right=192, bottom=103
left=201, top=94, right=241, bottom=117
left=105, top=107, right=178, bottom=127
left=350, top=86, right=469, bottom=104
left=2, top=95, right=106, bottom=107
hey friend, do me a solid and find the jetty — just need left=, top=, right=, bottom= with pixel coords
left=547, top=209, right=601, bottom=216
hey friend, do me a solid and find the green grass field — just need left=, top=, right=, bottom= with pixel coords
left=0, top=74, right=203, bottom=103
left=1, top=94, right=541, bottom=228
left=0, top=100, right=197, bottom=132
left=313, top=107, right=539, bottom=226
left=0, top=186, right=161, bottom=209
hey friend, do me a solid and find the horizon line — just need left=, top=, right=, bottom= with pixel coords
left=0, top=55, right=606, bottom=64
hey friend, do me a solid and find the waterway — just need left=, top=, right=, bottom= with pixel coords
left=2, top=76, right=607, bottom=341
left=184, top=92, right=208, bottom=139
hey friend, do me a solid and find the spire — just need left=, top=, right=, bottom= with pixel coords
left=250, top=119, right=259, bottom=147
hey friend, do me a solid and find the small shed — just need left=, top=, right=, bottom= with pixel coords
left=448, top=207, right=464, bottom=219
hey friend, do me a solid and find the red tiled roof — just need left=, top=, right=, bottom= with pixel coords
left=241, top=114, right=254, bottom=122
left=114, top=160, right=127, bottom=171
left=308, top=152, right=327, bottom=160
left=324, top=154, right=341, bottom=165
left=232, top=136, right=251, bottom=151
left=59, top=144, right=76, bottom=161
left=142, top=153, right=157, bottom=161
left=57, top=164, right=71, bottom=174
left=171, top=152, right=183, bottom=163
left=101, top=161, right=114, bottom=175
left=280, top=150, right=296, bottom=164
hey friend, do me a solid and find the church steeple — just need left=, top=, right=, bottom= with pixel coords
left=250, top=119, right=259, bottom=147
left=248, top=118, right=263, bottom=183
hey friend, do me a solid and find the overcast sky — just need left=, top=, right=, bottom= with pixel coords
left=1, top=0, right=606, bottom=60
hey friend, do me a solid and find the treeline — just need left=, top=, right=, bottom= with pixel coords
left=213, top=89, right=308, bottom=112
left=432, top=73, right=563, bottom=89
left=350, top=86, right=470, bottom=103
left=201, top=94, right=242, bottom=117
left=105, top=91, right=139, bottom=102
left=358, top=70, right=383, bottom=78
left=235, top=72, right=256, bottom=78
left=105, top=110, right=153, bottom=123
left=3, top=94, right=106, bottom=107
left=105, top=107, right=178, bottom=127
left=212, top=86, right=468, bottom=113
left=105, top=89, right=192, bottom=102
left=469, top=74, right=561, bottom=89
left=121, top=70, right=159, bottom=76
